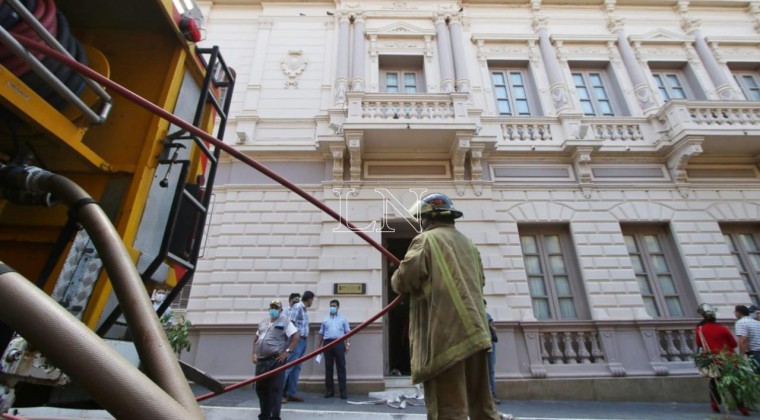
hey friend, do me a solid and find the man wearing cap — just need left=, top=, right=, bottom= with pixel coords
left=252, top=300, right=300, bottom=420
left=392, top=193, right=500, bottom=420
left=735, top=304, right=760, bottom=373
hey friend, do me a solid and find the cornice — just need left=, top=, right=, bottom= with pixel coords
left=471, top=33, right=539, bottom=42
left=550, top=34, right=618, bottom=43
left=704, top=35, right=760, bottom=45
left=210, top=0, right=756, bottom=9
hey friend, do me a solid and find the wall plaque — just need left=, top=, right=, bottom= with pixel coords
left=333, top=283, right=366, bottom=295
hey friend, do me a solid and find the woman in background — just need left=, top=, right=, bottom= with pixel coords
left=694, top=303, right=748, bottom=416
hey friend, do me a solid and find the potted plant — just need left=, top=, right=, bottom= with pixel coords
left=694, top=349, right=760, bottom=412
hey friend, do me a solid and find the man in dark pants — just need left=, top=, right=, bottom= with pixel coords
left=318, top=299, right=351, bottom=399
left=252, top=300, right=300, bottom=420
left=283, top=290, right=315, bottom=402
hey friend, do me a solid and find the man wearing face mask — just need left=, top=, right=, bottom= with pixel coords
left=152, top=289, right=173, bottom=325
left=282, top=290, right=315, bottom=403
left=252, top=300, right=300, bottom=420
left=318, top=299, right=351, bottom=399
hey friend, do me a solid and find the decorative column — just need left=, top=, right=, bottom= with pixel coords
left=533, top=16, right=572, bottom=113
left=448, top=14, right=470, bottom=93
left=434, top=13, right=456, bottom=93
left=608, top=17, right=658, bottom=114
left=678, top=2, right=737, bottom=99
left=350, top=14, right=366, bottom=92
left=334, top=13, right=351, bottom=104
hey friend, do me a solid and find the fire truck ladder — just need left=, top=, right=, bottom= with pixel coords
left=95, top=46, right=234, bottom=338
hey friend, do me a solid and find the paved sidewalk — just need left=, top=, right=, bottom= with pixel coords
left=10, top=386, right=757, bottom=419
left=194, top=385, right=756, bottom=419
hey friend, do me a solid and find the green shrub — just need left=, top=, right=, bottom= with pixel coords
left=162, top=313, right=192, bottom=358
left=695, top=349, right=760, bottom=410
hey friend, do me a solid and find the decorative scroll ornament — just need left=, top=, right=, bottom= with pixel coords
left=281, top=50, right=309, bottom=88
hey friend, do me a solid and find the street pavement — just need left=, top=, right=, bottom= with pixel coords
left=10, top=385, right=757, bottom=419
left=194, top=385, right=757, bottom=419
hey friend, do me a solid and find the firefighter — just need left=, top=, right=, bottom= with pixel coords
left=391, top=193, right=500, bottom=420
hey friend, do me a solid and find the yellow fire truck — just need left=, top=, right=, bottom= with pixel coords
left=0, top=0, right=233, bottom=418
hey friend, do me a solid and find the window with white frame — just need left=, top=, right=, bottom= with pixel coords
left=733, top=72, right=760, bottom=101
left=519, top=226, right=586, bottom=320
left=622, top=225, right=691, bottom=318
left=379, top=55, right=425, bottom=93
left=491, top=70, right=531, bottom=116
left=722, top=225, right=760, bottom=306
left=571, top=70, right=615, bottom=117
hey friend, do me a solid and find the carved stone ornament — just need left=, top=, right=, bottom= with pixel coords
left=456, top=79, right=471, bottom=93
left=527, top=40, right=540, bottom=64
left=532, top=15, right=549, bottom=32
left=334, top=80, right=348, bottom=105
left=572, top=147, right=594, bottom=184
left=604, top=0, right=616, bottom=13
left=607, top=15, right=625, bottom=33
left=441, top=79, right=456, bottom=93
left=716, top=84, right=738, bottom=100
left=331, top=146, right=345, bottom=181
left=634, top=83, right=658, bottom=112
left=550, top=83, right=571, bottom=111
left=667, top=140, right=703, bottom=183
left=681, top=17, right=701, bottom=34
left=384, top=0, right=418, bottom=9
left=281, top=50, right=309, bottom=88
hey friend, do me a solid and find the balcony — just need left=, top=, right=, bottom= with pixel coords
left=483, top=116, right=657, bottom=153
left=656, top=100, right=760, bottom=158
left=326, top=92, right=482, bottom=181
left=344, top=92, right=476, bottom=128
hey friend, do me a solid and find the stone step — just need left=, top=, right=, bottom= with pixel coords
left=384, top=376, right=414, bottom=389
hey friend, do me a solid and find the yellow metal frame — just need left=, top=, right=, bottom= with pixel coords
left=81, top=48, right=189, bottom=329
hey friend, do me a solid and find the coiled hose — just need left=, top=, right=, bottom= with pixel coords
left=0, top=0, right=87, bottom=109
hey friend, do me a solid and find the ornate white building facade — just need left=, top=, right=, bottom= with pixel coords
left=185, top=0, right=760, bottom=400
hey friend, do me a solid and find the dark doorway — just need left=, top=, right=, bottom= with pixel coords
left=384, top=235, right=413, bottom=376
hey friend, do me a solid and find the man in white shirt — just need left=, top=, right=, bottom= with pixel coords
left=735, top=304, right=760, bottom=373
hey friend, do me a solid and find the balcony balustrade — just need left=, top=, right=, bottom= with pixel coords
left=334, top=94, right=760, bottom=160
left=508, top=319, right=706, bottom=379
left=344, top=92, right=475, bottom=127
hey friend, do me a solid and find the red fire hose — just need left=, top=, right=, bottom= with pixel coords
left=14, top=35, right=405, bottom=403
